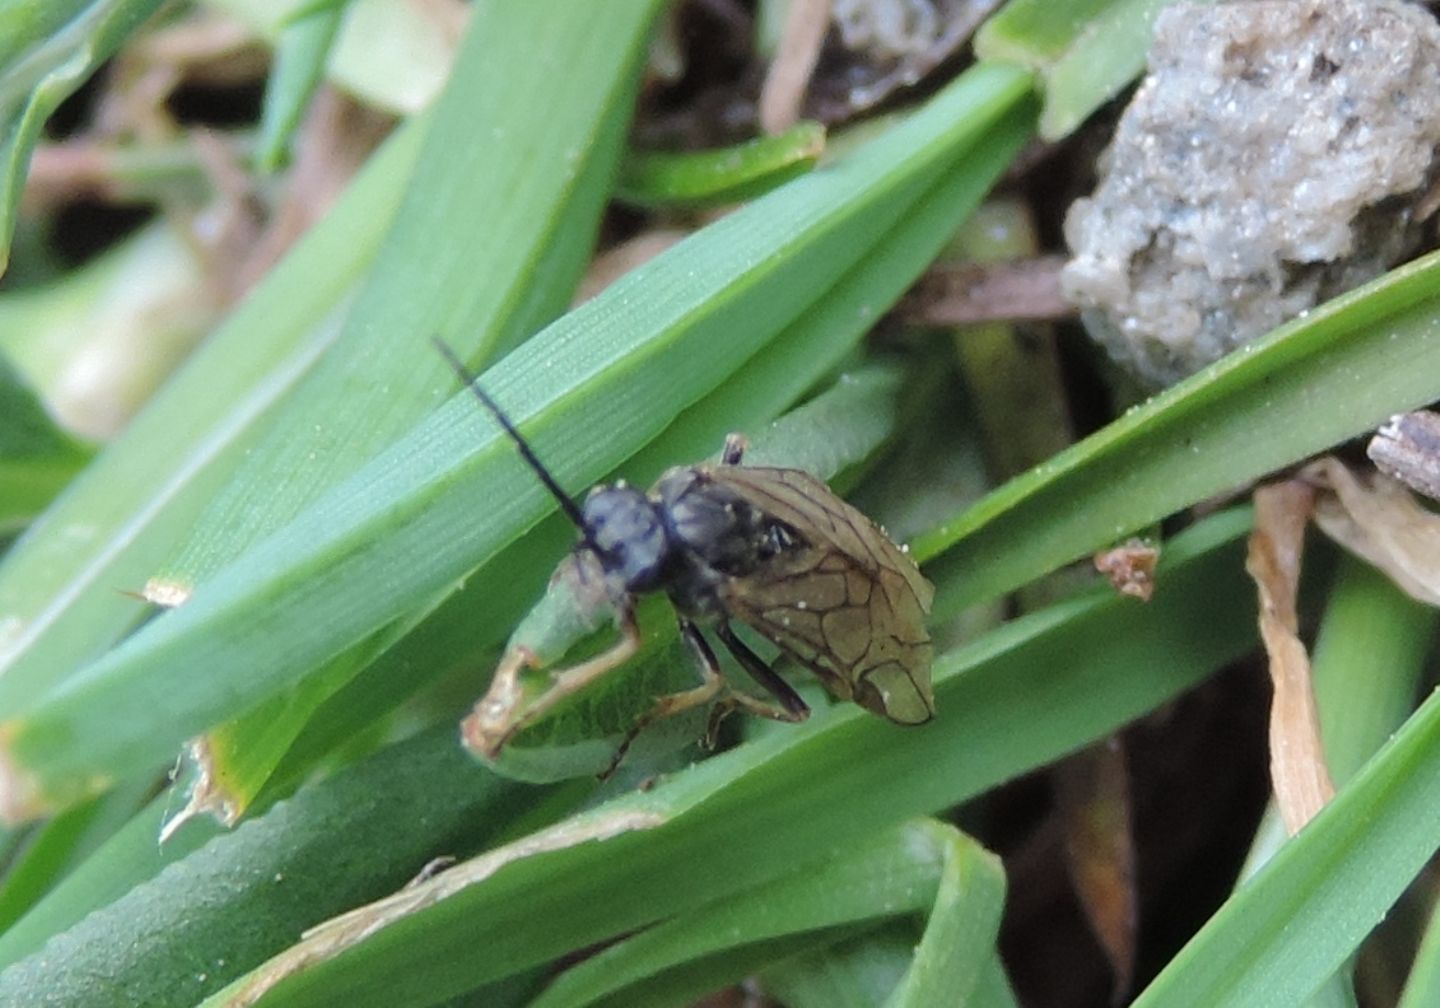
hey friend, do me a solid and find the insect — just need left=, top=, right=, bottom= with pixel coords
left=435, top=339, right=935, bottom=761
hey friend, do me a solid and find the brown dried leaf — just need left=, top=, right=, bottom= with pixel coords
left=1247, top=479, right=1334, bottom=835
left=1303, top=456, right=1440, bottom=606
left=1056, top=738, right=1137, bottom=998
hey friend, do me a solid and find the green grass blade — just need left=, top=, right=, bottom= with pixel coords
left=972, top=956, right=1021, bottom=1008
left=254, top=3, right=344, bottom=172
left=0, top=219, right=214, bottom=442
left=763, top=925, right=922, bottom=1008
left=0, top=120, right=422, bottom=722
left=885, top=825, right=1006, bottom=1008
left=528, top=820, right=994, bottom=1008
left=0, top=0, right=165, bottom=271
left=205, top=0, right=451, bottom=116
left=1236, top=555, right=1435, bottom=1004
left=1243, top=554, right=1438, bottom=882
left=1310, top=557, right=1436, bottom=784
left=1398, top=897, right=1440, bottom=1008
left=197, top=508, right=1256, bottom=1008
left=0, top=63, right=1036, bottom=817
left=976, top=0, right=1216, bottom=139
left=916, top=249, right=1440, bottom=615
left=0, top=773, right=148, bottom=935
left=181, top=615, right=428, bottom=824
left=155, top=0, right=664, bottom=823
left=0, top=728, right=549, bottom=1007
left=584, top=931, right=876, bottom=1008
left=162, top=0, right=662, bottom=590
left=0, top=795, right=222, bottom=970
left=616, top=121, right=826, bottom=208
left=1132, top=684, right=1440, bottom=1007
left=0, top=353, right=90, bottom=533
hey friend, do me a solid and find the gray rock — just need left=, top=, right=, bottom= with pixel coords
left=1062, top=0, right=1440, bottom=386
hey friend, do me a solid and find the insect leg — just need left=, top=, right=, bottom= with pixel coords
left=720, top=433, right=747, bottom=466
left=713, top=623, right=810, bottom=721
left=603, top=617, right=728, bottom=776
left=462, top=603, right=642, bottom=759
left=641, top=620, right=730, bottom=722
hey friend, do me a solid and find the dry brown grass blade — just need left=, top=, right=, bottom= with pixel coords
left=759, top=0, right=832, bottom=134
left=1056, top=738, right=1137, bottom=998
left=1247, top=479, right=1335, bottom=835
left=897, top=254, right=1072, bottom=325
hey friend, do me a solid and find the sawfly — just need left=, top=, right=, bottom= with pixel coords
left=435, top=339, right=935, bottom=763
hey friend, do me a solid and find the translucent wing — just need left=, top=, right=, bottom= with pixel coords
left=702, top=466, right=936, bottom=725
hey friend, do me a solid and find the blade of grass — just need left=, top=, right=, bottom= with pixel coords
left=976, top=0, right=1215, bottom=139
left=615, top=121, right=826, bottom=208
left=757, top=937, right=1015, bottom=1008
left=0, top=353, right=90, bottom=534
left=887, top=821, right=1006, bottom=1008
left=0, top=64, right=1037, bottom=818
left=0, top=0, right=166, bottom=271
left=154, top=0, right=665, bottom=823
left=1397, top=895, right=1440, bottom=1008
left=1130, top=678, right=1440, bottom=1007
left=580, top=929, right=878, bottom=1008
left=1236, top=554, right=1435, bottom=1005
left=0, top=220, right=214, bottom=442
left=0, top=727, right=552, bottom=1007
left=0, top=794, right=222, bottom=969
left=973, top=956, right=1021, bottom=1008
left=915, top=248, right=1440, bottom=616
left=254, top=3, right=344, bottom=173
left=0, top=772, right=149, bottom=934
left=763, top=924, right=923, bottom=1008
left=197, top=507, right=1257, bottom=1008
left=161, top=0, right=661, bottom=589
left=0, top=118, right=423, bottom=718
left=528, top=820, right=1001, bottom=1008
left=207, top=0, right=453, bottom=117
left=1310, top=556, right=1436, bottom=785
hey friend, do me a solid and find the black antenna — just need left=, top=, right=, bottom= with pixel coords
left=432, top=336, right=589, bottom=533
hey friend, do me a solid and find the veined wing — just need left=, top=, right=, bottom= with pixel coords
left=705, top=466, right=935, bottom=724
